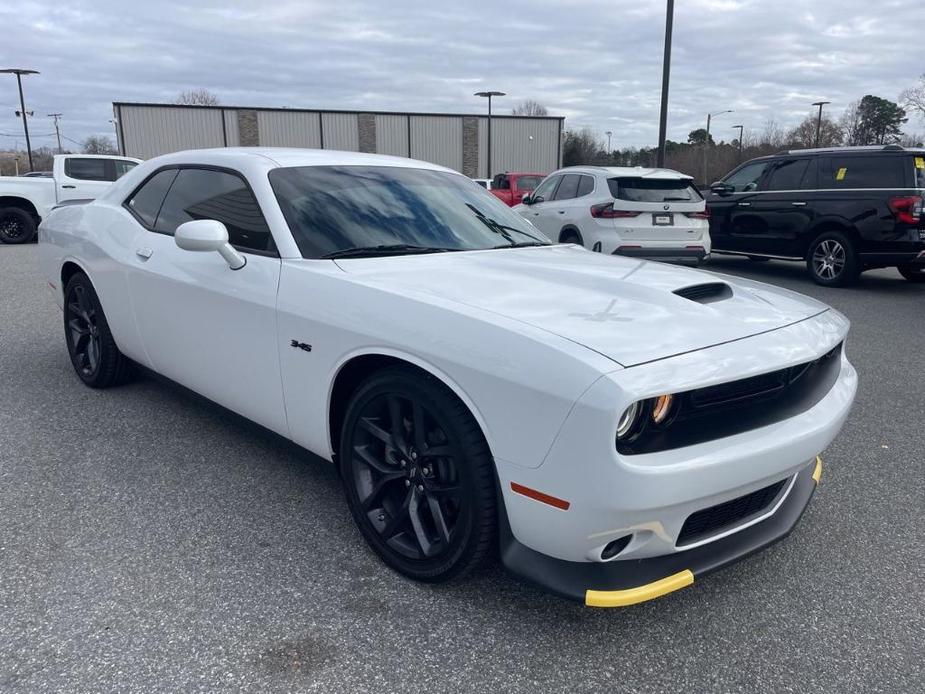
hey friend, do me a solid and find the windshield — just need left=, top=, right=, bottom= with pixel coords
left=607, top=177, right=702, bottom=203
left=269, top=166, right=549, bottom=259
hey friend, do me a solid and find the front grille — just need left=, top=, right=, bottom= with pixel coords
left=677, top=479, right=787, bottom=546
left=673, top=282, right=733, bottom=304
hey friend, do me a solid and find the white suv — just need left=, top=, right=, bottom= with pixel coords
left=515, top=166, right=711, bottom=263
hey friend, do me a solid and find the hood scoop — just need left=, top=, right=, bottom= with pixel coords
left=673, top=282, right=733, bottom=304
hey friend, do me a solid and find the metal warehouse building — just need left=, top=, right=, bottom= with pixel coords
left=113, top=102, right=564, bottom=178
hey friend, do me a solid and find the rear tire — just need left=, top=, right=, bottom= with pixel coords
left=63, top=273, right=135, bottom=388
left=897, top=264, right=925, bottom=283
left=0, top=207, right=37, bottom=244
left=807, top=232, right=859, bottom=287
left=560, top=230, right=583, bottom=247
left=338, top=366, right=497, bottom=583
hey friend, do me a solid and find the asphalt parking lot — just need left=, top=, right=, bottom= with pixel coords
left=1, top=244, right=922, bottom=693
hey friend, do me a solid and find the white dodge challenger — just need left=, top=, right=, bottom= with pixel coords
left=38, top=148, right=857, bottom=607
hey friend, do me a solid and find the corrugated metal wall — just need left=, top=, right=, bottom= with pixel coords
left=375, top=114, right=408, bottom=157
left=116, top=104, right=561, bottom=175
left=118, top=105, right=226, bottom=159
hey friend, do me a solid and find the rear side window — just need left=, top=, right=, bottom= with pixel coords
left=154, top=168, right=274, bottom=253
left=514, top=175, right=543, bottom=191
left=915, top=156, right=925, bottom=188
left=553, top=174, right=581, bottom=200
left=577, top=175, right=594, bottom=197
left=608, top=177, right=701, bottom=202
left=65, top=158, right=110, bottom=181
left=125, top=169, right=179, bottom=228
left=823, top=155, right=906, bottom=188
left=763, top=159, right=811, bottom=191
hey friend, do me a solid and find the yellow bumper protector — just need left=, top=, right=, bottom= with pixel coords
left=585, top=569, right=694, bottom=608
left=812, top=456, right=823, bottom=484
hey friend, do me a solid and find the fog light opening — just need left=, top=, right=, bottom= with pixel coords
left=601, top=534, right=633, bottom=561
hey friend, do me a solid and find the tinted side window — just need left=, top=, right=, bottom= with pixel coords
left=65, top=158, right=110, bottom=181
left=723, top=161, right=769, bottom=192
left=824, top=155, right=906, bottom=188
left=531, top=175, right=560, bottom=201
left=914, top=156, right=925, bottom=188
left=763, top=159, right=810, bottom=191
left=114, top=160, right=138, bottom=180
left=577, top=175, right=594, bottom=197
left=553, top=174, right=581, bottom=200
left=154, top=169, right=273, bottom=252
left=125, top=169, right=179, bottom=228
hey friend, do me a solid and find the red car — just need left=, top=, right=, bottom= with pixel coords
left=490, top=172, right=547, bottom=206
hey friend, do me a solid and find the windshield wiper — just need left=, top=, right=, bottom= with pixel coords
left=465, top=203, right=549, bottom=246
left=490, top=241, right=549, bottom=249
left=322, top=244, right=455, bottom=259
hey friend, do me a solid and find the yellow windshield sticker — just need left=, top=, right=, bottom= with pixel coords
left=836, top=167, right=847, bottom=181
left=915, top=157, right=925, bottom=169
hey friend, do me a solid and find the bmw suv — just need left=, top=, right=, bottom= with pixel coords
left=708, top=145, right=925, bottom=286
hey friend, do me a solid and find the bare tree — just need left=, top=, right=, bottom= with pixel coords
left=562, top=128, right=600, bottom=166
left=511, top=100, right=548, bottom=117
left=761, top=119, right=787, bottom=150
left=786, top=113, right=843, bottom=148
left=82, top=136, right=118, bottom=155
left=899, top=74, right=925, bottom=122
left=840, top=101, right=863, bottom=146
left=176, top=88, right=220, bottom=106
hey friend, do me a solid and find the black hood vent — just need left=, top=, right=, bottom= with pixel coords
left=673, top=282, right=733, bottom=304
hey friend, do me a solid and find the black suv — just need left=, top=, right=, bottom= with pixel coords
left=707, top=146, right=925, bottom=286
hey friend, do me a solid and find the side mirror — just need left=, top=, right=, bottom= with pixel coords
left=710, top=182, right=734, bottom=196
left=521, top=195, right=532, bottom=205
left=175, top=219, right=246, bottom=270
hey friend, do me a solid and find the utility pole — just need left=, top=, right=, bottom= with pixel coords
left=475, top=91, right=505, bottom=179
left=812, top=101, right=830, bottom=148
left=656, top=0, right=674, bottom=168
left=702, top=109, right=732, bottom=186
left=605, top=130, right=613, bottom=152
left=48, top=113, right=63, bottom=153
left=732, top=124, right=744, bottom=162
left=1, top=68, right=40, bottom=172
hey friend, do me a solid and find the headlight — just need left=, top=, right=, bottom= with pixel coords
left=651, top=394, right=675, bottom=424
left=616, top=401, right=641, bottom=440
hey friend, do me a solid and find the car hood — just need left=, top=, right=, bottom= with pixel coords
left=333, top=245, right=829, bottom=367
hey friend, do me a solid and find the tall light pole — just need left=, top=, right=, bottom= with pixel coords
left=656, top=0, right=674, bottom=168
left=732, top=124, right=744, bottom=162
left=1, top=68, right=40, bottom=172
left=812, top=101, right=830, bottom=148
left=48, top=112, right=63, bottom=153
left=703, top=109, right=733, bottom=185
left=605, top=130, right=613, bottom=153
left=475, top=90, right=505, bottom=179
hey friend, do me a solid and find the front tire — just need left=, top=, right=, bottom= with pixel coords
left=339, top=366, right=497, bottom=583
left=897, top=264, right=925, bottom=283
left=63, top=273, right=134, bottom=388
left=807, top=232, right=859, bottom=287
left=0, top=207, right=37, bottom=244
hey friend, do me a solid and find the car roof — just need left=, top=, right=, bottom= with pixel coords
left=144, top=147, right=459, bottom=173
left=553, top=165, right=693, bottom=180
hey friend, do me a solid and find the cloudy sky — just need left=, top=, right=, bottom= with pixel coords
left=1, top=0, right=923, bottom=153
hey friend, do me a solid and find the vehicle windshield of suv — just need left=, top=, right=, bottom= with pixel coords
left=514, top=175, right=543, bottom=191
left=607, top=177, right=702, bottom=203
left=270, top=165, right=550, bottom=258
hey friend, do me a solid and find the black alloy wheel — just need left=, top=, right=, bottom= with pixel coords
left=63, top=273, right=134, bottom=388
left=807, top=232, right=859, bottom=287
left=339, top=367, right=496, bottom=582
left=0, top=208, right=37, bottom=244
left=897, top=264, right=925, bottom=283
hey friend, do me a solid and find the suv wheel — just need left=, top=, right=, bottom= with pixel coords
left=897, top=264, right=925, bottom=283
left=807, top=232, right=859, bottom=287
left=560, top=230, right=583, bottom=246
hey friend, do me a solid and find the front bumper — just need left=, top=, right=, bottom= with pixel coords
left=500, top=457, right=822, bottom=606
left=612, top=247, right=708, bottom=263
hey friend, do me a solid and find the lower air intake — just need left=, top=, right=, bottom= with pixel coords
left=677, top=479, right=787, bottom=546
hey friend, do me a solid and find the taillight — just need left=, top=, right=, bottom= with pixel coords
left=685, top=210, right=710, bottom=220
left=591, top=202, right=641, bottom=219
left=888, top=195, right=923, bottom=225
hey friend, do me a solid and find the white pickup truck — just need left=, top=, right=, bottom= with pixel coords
left=0, top=154, right=141, bottom=244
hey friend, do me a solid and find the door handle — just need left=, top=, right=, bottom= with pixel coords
left=61, top=184, right=76, bottom=189
left=557, top=210, right=565, bottom=215
left=135, top=247, right=153, bottom=260
left=737, top=202, right=751, bottom=207
left=791, top=201, right=807, bottom=207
